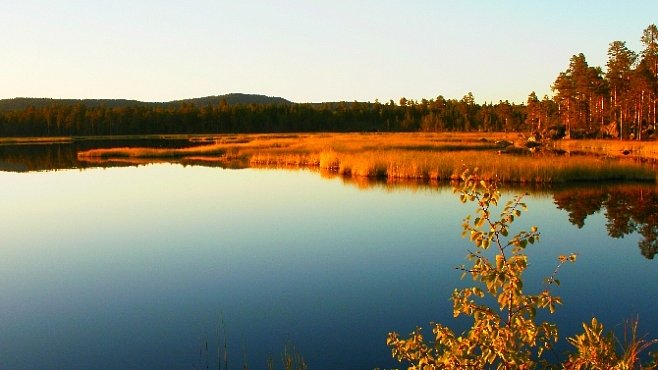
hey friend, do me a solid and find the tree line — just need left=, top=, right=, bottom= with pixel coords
left=544, top=24, right=658, bottom=139
left=0, top=97, right=528, bottom=136
left=1, top=25, right=656, bottom=139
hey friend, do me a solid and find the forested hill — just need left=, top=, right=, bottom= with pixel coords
left=169, top=93, right=292, bottom=107
left=0, top=93, right=292, bottom=112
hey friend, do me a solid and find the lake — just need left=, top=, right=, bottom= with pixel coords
left=1, top=163, right=657, bottom=369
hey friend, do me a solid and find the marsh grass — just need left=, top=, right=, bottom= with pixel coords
left=0, top=136, right=73, bottom=145
left=75, top=133, right=658, bottom=184
left=554, top=139, right=658, bottom=161
left=78, top=143, right=227, bottom=158
left=251, top=150, right=656, bottom=184
left=266, top=343, right=308, bottom=370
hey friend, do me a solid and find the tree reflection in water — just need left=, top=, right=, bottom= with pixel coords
left=3, top=141, right=657, bottom=259
left=554, top=186, right=658, bottom=259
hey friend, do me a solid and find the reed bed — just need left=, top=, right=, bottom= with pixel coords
left=78, top=143, right=227, bottom=158
left=250, top=150, right=657, bottom=184
left=0, top=136, right=73, bottom=145
left=553, top=139, right=658, bottom=161
left=75, top=132, right=658, bottom=184
left=77, top=132, right=511, bottom=157
left=219, top=132, right=515, bottom=154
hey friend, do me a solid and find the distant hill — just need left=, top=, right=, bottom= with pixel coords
left=172, top=93, right=292, bottom=106
left=0, top=93, right=292, bottom=112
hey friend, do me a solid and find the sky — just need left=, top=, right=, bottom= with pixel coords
left=2, top=0, right=657, bottom=104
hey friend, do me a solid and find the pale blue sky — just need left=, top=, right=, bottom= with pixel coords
left=2, top=1, right=657, bottom=104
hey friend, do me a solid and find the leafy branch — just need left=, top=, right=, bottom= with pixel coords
left=387, top=166, right=657, bottom=369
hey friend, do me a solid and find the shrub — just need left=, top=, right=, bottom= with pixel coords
left=387, top=167, right=657, bottom=369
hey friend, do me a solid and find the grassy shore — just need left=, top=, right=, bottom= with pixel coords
left=552, top=139, right=658, bottom=161
left=78, top=143, right=227, bottom=158
left=251, top=150, right=656, bottom=183
left=75, top=132, right=658, bottom=184
left=0, top=136, right=74, bottom=145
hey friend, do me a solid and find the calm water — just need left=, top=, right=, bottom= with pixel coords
left=0, top=164, right=656, bottom=369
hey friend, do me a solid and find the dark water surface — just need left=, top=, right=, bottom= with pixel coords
left=0, top=164, right=656, bottom=369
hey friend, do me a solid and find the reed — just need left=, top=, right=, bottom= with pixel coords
left=78, top=143, right=227, bottom=158
left=553, top=139, right=658, bottom=161
left=76, top=133, right=658, bottom=184
left=0, top=136, right=73, bottom=144
left=252, top=150, right=656, bottom=184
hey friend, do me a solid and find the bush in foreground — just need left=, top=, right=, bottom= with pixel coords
left=387, top=167, right=658, bottom=369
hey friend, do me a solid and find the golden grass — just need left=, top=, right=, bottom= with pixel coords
left=77, top=132, right=508, bottom=162
left=219, top=132, right=515, bottom=154
left=75, top=132, right=658, bottom=184
left=78, top=143, right=227, bottom=158
left=250, top=150, right=656, bottom=183
left=0, top=134, right=211, bottom=145
left=0, top=136, right=73, bottom=145
left=553, top=139, right=658, bottom=161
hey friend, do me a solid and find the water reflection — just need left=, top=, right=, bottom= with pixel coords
left=2, top=140, right=656, bottom=261
left=0, top=164, right=656, bottom=370
left=0, top=138, right=196, bottom=172
left=554, top=186, right=658, bottom=259
left=323, top=170, right=658, bottom=261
